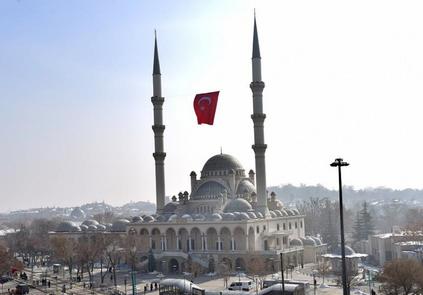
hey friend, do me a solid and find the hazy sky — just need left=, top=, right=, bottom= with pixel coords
left=1, top=0, right=423, bottom=212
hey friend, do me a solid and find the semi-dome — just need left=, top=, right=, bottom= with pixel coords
left=111, top=219, right=130, bottom=232
left=236, top=179, right=256, bottom=195
left=56, top=221, right=81, bottom=232
left=223, top=198, right=252, bottom=213
left=192, top=181, right=227, bottom=200
left=201, top=154, right=243, bottom=175
left=290, top=238, right=303, bottom=246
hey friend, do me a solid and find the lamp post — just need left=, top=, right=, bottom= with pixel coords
left=280, top=253, right=285, bottom=295
left=124, top=274, right=128, bottom=295
left=330, top=158, right=349, bottom=295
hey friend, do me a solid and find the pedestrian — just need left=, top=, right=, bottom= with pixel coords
left=48, top=280, right=51, bottom=288
left=144, top=285, right=147, bottom=293
left=150, top=283, right=153, bottom=291
left=155, top=282, right=157, bottom=290
left=110, top=274, right=113, bottom=282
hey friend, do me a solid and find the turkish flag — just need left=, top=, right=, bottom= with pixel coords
left=193, top=91, right=219, bottom=125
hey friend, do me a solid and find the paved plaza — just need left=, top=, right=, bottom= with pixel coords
left=0, top=263, right=379, bottom=295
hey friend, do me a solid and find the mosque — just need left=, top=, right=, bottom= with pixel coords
left=52, top=17, right=326, bottom=274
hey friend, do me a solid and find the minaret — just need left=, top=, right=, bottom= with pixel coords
left=151, top=32, right=166, bottom=214
left=250, top=15, right=270, bottom=217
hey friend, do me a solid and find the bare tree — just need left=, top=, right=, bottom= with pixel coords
left=317, top=260, right=330, bottom=284
left=50, top=236, right=76, bottom=280
left=378, top=259, right=423, bottom=295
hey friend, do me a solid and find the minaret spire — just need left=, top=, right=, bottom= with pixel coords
left=151, top=31, right=166, bottom=214
left=250, top=14, right=269, bottom=217
left=153, top=30, right=161, bottom=75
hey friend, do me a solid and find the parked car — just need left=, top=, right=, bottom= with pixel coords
left=0, top=275, right=12, bottom=284
left=15, top=283, right=30, bottom=294
left=228, top=281, right=255, bottom=291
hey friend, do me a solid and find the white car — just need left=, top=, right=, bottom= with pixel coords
left=228, top=281, right=255, bottom=291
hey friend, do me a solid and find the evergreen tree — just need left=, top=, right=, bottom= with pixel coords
left=353, top=202, right=375, bottom=241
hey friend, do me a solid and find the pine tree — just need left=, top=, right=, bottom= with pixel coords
left=353, top=202, right=375, bottom=241
left=360, top=201, right=374, bottom=239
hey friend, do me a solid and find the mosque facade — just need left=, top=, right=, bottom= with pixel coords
left=52, top=16, right=326, bottom=274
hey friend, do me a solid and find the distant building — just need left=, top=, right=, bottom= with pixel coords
left=368, top=231, right=423, bottom=266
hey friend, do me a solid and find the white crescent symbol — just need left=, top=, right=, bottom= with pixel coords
left=198, top=96, right=211, bottom=105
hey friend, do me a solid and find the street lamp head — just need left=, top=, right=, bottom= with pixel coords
left=330, top=158, right=349, bottom=167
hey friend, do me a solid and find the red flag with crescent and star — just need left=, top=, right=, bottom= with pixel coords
left=193, top=91, right=219, bottom=125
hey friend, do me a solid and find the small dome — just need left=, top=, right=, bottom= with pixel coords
left=222, top=213, right=236, bottom=221
left=193, top=214, right=206, bottom=221
left=80, top=224, right=88, bottom=231
left=247, top=212, right=257, bottom=219
left=168, top=214, right=178, bottom=222
left=88, top=225, right=97, bottom=231
left=143, top=216, right=155, bottom=223
left=274, top=210, right=283, bottom=217
left=163, top=202, right=178, bottom=214
left=202, top=154, right=243, bottom=175
left=290, top=238, right=303, bottom=246
left=269, top=211, right=277, bottom=218
left=97, top=224, right=106, bottom=231
left=332, top=245, right=356, bottom=256
left=310, top=236, right=322, bottom=246
left=111, top=219, right=130, bottom=232
left=236, top=179, right=256, bottom=195
left=181, top=214, right=193, bottom=222
left=82, top=219, right=99, bottom=227
left=209, top=213, right=222, bottom=221
left=256, top=212, right=264, bottom=218
left=285, top=209, right=294, bottom=216
left=156, top=215, right=168, bottom=222
left=301, top=237, right=316, bottom=246
left=70, top=207, right=86, bottom=219
left=292, top=209, right=300, bottom=215
left=280, top=209, right=288, bottom=216
left=223, top=198, right=253, bottom=213
left=132, top=216, right=143, bottom=223
left=56, top=221, right=81, bottom=232
left=236, top=212, right=250, bottom=220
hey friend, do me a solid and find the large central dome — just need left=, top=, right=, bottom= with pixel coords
left=201, top=154, right=243, bottom=175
